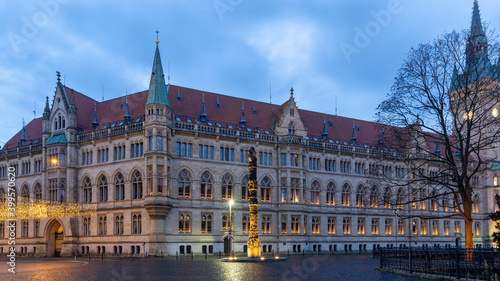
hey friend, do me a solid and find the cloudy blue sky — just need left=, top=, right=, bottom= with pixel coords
left=1, top=0, right=500, bottom=146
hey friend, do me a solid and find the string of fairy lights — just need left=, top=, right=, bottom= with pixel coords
left=0, top=197, right=96, bottom=220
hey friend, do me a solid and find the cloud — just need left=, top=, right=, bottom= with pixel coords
left=246, top=20, right=317, bottom=79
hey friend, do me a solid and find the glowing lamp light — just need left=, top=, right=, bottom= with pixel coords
left=229, top=199, right=234, bottom=206
left=275, top=256, right=279, bottom=259
left=51, top=158, right=58, bottom=165
left=492, top=108, right=499, bottom=118
left=260, top=257, right=265, bottom=261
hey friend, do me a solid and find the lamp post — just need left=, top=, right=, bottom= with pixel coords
left=229, top=199, right=234, bottom=257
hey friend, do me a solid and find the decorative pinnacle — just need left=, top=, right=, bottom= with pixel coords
left=290, top=87, right=294, bottom=97
left=56, top=71, right=61, bottom=83
left=156, top=29, right=159, bottom=45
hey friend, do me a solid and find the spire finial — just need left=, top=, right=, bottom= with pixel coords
left=20, top=118, right=28, bottom=144
left=56, top=71, right=61, bottom=83
left=156, top=29, right=159, bottom=45
left=350, top=123, right=357, bottom=143
left=199, top=93, right=207, bottom=122
left=239, top=100, right=246, bottom=128
left=321, top=115, right=328, bottom=140
left=290, top=87, right=294, bottom=98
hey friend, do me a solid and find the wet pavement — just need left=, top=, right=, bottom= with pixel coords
left=0, top=254, right=428, bottom=281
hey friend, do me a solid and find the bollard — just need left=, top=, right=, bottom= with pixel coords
left=101, top=252, right=104, bottom=260
left=88, top=252, right=91, bottom=261
left=74, top=252, right=77, bottom=261
left=176, top=251, right=178, bottom=261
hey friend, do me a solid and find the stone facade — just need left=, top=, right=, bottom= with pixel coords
left=0, top=3, right=497, bottom=257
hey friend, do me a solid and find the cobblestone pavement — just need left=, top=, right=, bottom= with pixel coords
left=0, top=254, right=428, bottom=281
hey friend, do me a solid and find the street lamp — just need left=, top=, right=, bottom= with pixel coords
left=229, top=199, right=234, bottom=257
left=51, top=158, right=58, bottom=165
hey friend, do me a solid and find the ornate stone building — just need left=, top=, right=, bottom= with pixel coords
left=0, top=1, right=498, bottom=257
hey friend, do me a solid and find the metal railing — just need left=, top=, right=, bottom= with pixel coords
left=379, top=247, right=500, bottom=280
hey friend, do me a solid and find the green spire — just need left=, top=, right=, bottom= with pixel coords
left=471, top=1, right=484, bottom=38
left=466, top=1, right=489, bottom=69
left=146, top=38, right=169, bottom=106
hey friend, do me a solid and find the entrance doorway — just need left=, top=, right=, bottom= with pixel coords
left=223, top=236, right=232, bottom=255
left=55, top=225, right=63, bottom=256
left=46, top=220, right=64, bottom=257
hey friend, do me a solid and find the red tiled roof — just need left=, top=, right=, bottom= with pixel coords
left=63, top=87, right=97, bottom=130
left=82, top=90, right=148, bottom=131
left=168, top=85, right=276, bottom=130
left=2, top=83, right=413, bottom=151
left=3, top=118, right=43, bottom=149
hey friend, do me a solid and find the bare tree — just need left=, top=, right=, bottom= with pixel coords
left=376, top=28, right=500, bottom=249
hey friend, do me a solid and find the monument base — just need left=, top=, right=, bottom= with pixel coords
left=247, top=238, right=261, bottom=258
left=221, top=257, right=288, bottom=263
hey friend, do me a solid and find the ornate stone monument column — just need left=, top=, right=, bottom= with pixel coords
left=247, top=147, right=261, bottom=258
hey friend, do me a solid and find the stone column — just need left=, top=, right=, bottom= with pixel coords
left=247, top=147, right=261, bottom=258
left=145, top=201, right=171, bottom=256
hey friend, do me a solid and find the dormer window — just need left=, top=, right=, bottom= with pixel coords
left=288, top=122, right=296, bottom=136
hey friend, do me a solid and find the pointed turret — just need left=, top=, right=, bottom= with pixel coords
left=92, top=103, right=100, bottom=130
left=466, top=1, right=490, bottom=71
left=350, top=124, right=357, bottom=143
left=146, top=42, right=169, bottom=106
left=321, top=118, right=328, bottom=140
left=43, top=96, right=51, bottom=120
left=199, top=94, right=207, bottom=122
left=239, top=102, right=246, bottom=128
left=434, top=139, right=441, bottom=156
left=471, top=1, right=484, bottom=38
left=20, top=119, right=28, bottom=145
left=68, top=92, right=77, bottom=114
left=122, top=93, right=132, bottom=122
left=176, top=90, right=181, bottom=102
